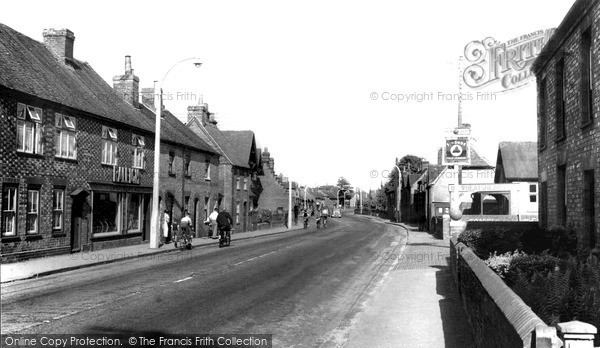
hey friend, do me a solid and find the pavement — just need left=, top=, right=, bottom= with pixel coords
left=346, top=220, right=475, bottom=348
left=0, top=222, right=303, bottom=284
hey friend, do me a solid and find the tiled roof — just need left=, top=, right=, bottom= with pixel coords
left=203, top=124, right=249, bottom=168
left=495, top=141, right=538, bottom=181
left=0, top=23, right=216, bottom=154
left=221, top=130, right=255, bottom=168
left=468, top=147, right=494, bottom=168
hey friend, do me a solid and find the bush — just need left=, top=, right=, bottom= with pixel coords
left=458, top=226, right=522, bottom=260
left=252, top=209, right=272, bottom=223
left=546, top=225, right=578, bottom=258
left=511, top=258, right=600, bottom=346
left=505, top=252, right=561, bottom=286
left=484, top=250, right=526, bottom=279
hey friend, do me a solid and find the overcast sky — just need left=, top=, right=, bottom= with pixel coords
left=2, top=0, right=575, bottom=189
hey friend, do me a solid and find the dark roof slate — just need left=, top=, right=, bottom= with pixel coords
left=0, top=23, right=216, bottom=154
left=495, top=141, right=538, bottom=181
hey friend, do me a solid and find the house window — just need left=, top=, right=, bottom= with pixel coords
left=16, top=103, right=43, bottom=155
left=1, top=187, right=17, bottom=236
left=529, top=184, right=537, bottom=203
left=168, top=152, right=175, bottom=175
left=55, top=113, right=77, bottom=159
left=204, top=160, right=211, bottom=180
left=236, top=177, right=241, bottom=190
left=184, top=154, right=191, bottom=177
left=236, top=203, right=240, bottom=224
left=52, top=189, right=65, bottom=231
left=556, top=57, right=566, bottom=140
left=583, top=170, right=595, bottom=248
left=244, top=177, right=248, bottom=191
left=557, top=165, right=567, bottom=226
left=204, top=196, right=210, bottom=222
left=101, top=126, right=118, bottom=165
left=184, top=196, right=190, bottom=212
left=27, top=189, right=40, bottom=234
left=132, top=134, right=145, bottom=169
left=539, top=78, right=547, bottom=148
left=581, top=27, right=594, bottom=125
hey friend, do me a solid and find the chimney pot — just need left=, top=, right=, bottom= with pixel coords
left=113, top=55, right=140, bottom=108
left=125, top=55, right=132, bottom=75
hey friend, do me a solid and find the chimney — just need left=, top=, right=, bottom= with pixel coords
left=113, top=55, right=140, bottom=108
left=187, top=105, right=202, bottom=123
left=43, top=28, right=75, bottom=60
left=142, top=87, right=156, bottom=109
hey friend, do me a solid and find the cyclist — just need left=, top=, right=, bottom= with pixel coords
left=179, top=210, right=193, bottom=247
left=302, top=209, right=309, bottom=229
left=321, top=206, right=329, bottom=228
left=216, top=209, right=234, bottom=243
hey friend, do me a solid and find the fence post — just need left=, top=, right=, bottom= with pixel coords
left=556, top=320, right=597, bottom=348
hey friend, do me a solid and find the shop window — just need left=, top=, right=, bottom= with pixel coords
left=52, top=189, right=65, bottom=231
left=16, top=103, right=43, bottom=155
left=132, top=134, right=145, bottom=169
left=101, top=126, right=118, bottom=165
left=27, top=189, right=39, bottom=234
left=92, top=192, right=119, bottom=234
left=1, top=186, right=17, bottom=236
left=125, top=193, right=142, bottom=232
left=55, top=113, right=77, bottom=159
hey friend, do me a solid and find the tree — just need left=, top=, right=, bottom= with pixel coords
left=337, top=177, right=350, bottom=188
left=397, top=155, right=424, bottom=174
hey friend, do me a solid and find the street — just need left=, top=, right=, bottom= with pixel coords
left=1, top=215, right=406, bottom=347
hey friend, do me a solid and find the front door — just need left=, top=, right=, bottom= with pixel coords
left=70, top=195, right=84, bottom=252
left=243, top=202, right=248, bottom=232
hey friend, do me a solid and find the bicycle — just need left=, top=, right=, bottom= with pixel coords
left=219, top=227, right=233, bottom=248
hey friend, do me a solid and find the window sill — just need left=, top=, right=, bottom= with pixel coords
left=1, top=236, right=21, bottom=243
left=101, top=163, right=117, bottom=167
left=581, top=120, right=593, bottom=131
left=204, top=178, right=211, bottom=181
left=168, top=172, right=176, bottom=178
left=25, top=234, right=43, bottom=241
left=55, top=156, right=78, bottom=164
left=185, top=174, right=192, bottom=179
left=17, top=151, right=44, bottom=159
left=52, top=232, right=67, bottom=237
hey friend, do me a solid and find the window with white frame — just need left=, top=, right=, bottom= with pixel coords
left=55, top=113, right=77, bottom=159
left=27, top=189, right=39, bottom=234
left=236, top=202, right=240, bottom=224
left=132, top=134, right=145, bottom=169
left=236, top=177, right=241, bottom=190
left=529, top=184, right=537, bottom=203
left=101, top=126, right=118, bottom=165
left=243, top=177, right=248, bottom=190
left=2, top=187, right=17, bottom=236
left=204, top=159, right=211, bottom=180
left=52, top=189, right=65, bottom=231
left=16, top=103, right=43, bottom=155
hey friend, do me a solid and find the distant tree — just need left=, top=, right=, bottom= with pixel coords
left=337, top=177, right=350, bottom=188
left=397, top=155, right=424, bottom=174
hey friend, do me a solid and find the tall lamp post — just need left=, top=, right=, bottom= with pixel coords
left=150, top=57, right=203, bottom=249
left=393, top=164, right=402, bottom=223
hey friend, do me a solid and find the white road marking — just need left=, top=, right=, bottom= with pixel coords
left=233, top=250, right=279, bottom=266
left=174, top=276, right=193, bottom=283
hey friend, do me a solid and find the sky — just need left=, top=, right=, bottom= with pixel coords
left=2, top=0, right=576, bottom=190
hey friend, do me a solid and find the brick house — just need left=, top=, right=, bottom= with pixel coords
left=186, top=104, right=258, bottom=232
left=0, top=25, right=219, bottom=261
left=532, top=0, right=599, bottom=255
left=258, top=148, right=293, bottom=212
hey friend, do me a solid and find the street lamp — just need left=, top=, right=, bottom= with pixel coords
left=393, top=164, right=402, bottom=222
left=150, top=57, right=203, bottom=249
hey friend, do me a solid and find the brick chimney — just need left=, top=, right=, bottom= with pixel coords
left=141, top=87, right=156, bottom=109
left=187, top=103, right=217, bottom=126
left=113, top=56, right=139, bottom=108
left=43, top=28, right=75, bottom=60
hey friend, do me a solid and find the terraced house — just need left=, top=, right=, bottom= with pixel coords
left=0, top=25, right=220, bottom=261
left=532, top=0, right=599, bottom=256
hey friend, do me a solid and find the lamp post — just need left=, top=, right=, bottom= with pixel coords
left=393, top=164, right=402, bottom=223
left=150, top=57, right=203, bottom=249
left=288, top=179, right=293, bottom=229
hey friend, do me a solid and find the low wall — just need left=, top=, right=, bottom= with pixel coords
left=450, top=237, right=560, bottom=347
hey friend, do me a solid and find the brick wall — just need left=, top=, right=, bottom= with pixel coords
left=536, top=0, right=600, bottom=253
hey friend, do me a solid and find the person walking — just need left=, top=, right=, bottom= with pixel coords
left=208, top=208, right=219, bottom=239
left=162, top=209, right=170, bottom=245
left=180, top=210, right=193, bottom=245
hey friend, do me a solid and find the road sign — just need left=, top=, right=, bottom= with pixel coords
left=442, top=136, right=471, bottom=166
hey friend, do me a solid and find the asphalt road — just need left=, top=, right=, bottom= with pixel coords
left=1, top=214, right=406, bottom=347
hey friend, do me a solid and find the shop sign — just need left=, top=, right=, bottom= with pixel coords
left=442, top=136, right=471, bottom=166
left=113, top=166, right=140, bottom=185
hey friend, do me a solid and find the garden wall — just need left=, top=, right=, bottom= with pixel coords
left=450, top=237, right=560, bottom=347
